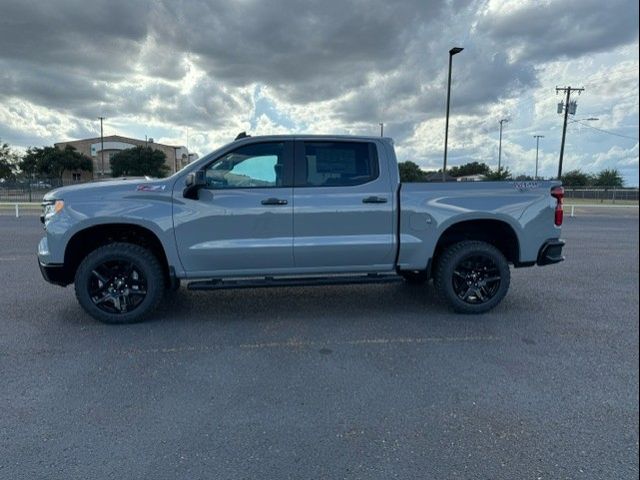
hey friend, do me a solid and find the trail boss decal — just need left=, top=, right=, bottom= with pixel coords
left=513, top=181, right=539, bottom=191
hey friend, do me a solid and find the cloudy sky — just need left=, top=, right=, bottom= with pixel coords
left=1, top=0, right=638, bottom=184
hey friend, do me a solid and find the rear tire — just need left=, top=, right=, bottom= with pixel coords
left=435, top=240, right=510, bottom=314
left=74, top=242, right=164, bottom=324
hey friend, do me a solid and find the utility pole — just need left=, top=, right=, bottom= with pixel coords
left=498, top=119, right=508, bottom=171
left=98, top=116, right=105, bottom=177
left=533, top=135, right=544, bottom=179
left=379, top=123, right=384, bottom=137
left=556, top=86, right=584, bottom=179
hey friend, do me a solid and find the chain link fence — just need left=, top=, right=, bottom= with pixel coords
left=0, top=178, right=81, bottom=202
left=564, top=187, right=639, bottom=203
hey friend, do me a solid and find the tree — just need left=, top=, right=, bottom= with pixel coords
left=448, top=162, right=491, bottom=178
left=20, top=145, right=93, bottom=180
left=561, top=169, right=593, bottom=187
left=0, top=140, right=19, bottom=180
left=484, top=167, right=512, bottom=181
left=18, top=150, right=39, bottom=177
left=593, top=169, right=624, bottom=188
left=110, top=146, right=170, bottom=178
left=398, top=161, right=427, bottom=182
left=514, top=174, right=535, bottom=181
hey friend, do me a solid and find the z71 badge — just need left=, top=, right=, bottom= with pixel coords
left=136, top=184, right=166, bottom=192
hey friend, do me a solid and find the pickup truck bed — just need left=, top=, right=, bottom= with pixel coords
left=398, top=180, right=562, bottom=270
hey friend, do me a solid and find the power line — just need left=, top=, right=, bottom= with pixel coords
left=573, top=120, right=639, bottom=141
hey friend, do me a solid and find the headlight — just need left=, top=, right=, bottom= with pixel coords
left=41, top=199, right=64, bottom=225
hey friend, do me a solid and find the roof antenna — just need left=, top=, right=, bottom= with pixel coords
left=235, top=131, right=250, bottom=140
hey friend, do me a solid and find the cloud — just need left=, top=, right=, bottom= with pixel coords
left=594, top=142, right=638, bottom=165
left=0, top=0, right=151, bottom=74
left=0, top=0, right=638, bottom=184
left=478, top=0, right=639, bottom=62
left=151, top=0, right=455, bottom=101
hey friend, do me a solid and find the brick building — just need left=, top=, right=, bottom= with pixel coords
left=54, top=135, right=198, bottom=183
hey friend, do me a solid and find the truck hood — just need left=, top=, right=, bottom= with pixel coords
left=43, top=177, right=172, bottom=201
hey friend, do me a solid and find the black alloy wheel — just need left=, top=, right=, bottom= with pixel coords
left=75, top=243, right=164, bottom=324
left=451, top=254, right=501, bottom=304
left=88, top=259, right=148, bottom=314
left=435, top=240, right=510, bottom=314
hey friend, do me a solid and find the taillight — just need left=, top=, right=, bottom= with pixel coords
left=551, top=186, right=564, bottom=226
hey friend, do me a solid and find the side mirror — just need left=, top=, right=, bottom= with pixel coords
left=183, top=170, right=206, bottom=199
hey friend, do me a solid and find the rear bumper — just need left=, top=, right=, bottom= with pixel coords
left=38, top=261, right=70, bottom=287
left=537, top=239, right=565, bottom=266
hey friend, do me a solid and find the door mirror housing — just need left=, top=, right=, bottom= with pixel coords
left=183, top=170, right=206, bottom=199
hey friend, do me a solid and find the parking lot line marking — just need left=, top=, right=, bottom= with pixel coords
left=0, top=336, right=502, bottom=358
left=0, top=254, right=33, bottom=261
left=239, top=335, right=502, bottom=350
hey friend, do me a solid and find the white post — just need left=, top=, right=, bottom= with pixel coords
left=570, top=205, right=575, bottom=217
left=15, top=204, right=19, bottom=218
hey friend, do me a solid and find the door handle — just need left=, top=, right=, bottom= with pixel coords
left=261, top=198, right=288, bottom=205
left=362, top=196, right=388, bottom=204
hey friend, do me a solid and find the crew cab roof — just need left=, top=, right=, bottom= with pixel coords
left=231, top=134, right=394, bottom=143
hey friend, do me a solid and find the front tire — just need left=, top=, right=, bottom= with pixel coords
left=435, top=240, right=510, bottom=314
left=74, top=242, right=164, bottom=324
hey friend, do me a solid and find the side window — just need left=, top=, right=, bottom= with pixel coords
left=303, top=142, right=378, bottom=187
left=205, top=142, right=285, bottom=189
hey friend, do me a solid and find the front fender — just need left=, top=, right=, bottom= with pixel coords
left=42, top=196, right=183, bottom=275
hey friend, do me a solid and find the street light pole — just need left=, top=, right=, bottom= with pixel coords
left=498, top=119, right=508, bottom=172
left=443, top=47, right=464, bottom=182
left=98, top=116, right=105, bottom=177
left=379, top=123, right=384, bottom=137
left=533, top=135, right=544, bottom=179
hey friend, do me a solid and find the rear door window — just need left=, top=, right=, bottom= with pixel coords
left=300, top=142, right=379, bottom=187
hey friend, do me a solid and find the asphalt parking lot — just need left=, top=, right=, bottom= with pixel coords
left=1, top=208, right=638, bottom=479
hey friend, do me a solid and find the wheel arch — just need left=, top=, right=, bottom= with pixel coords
left=62, top=223, right=172, bottom=286
left=433, top=218, right=521, bottom=267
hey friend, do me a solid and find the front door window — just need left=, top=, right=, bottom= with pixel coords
left=205, top=143, right=286, bottom=189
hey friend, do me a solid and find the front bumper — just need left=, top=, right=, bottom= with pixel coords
left=38, top=260, right=70, bottom=286
left=38, top=237, right=70, bottom=286
left=537, top=239, right=565, bottom=266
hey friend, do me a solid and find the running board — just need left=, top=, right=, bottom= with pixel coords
left=187, top=273, right=402, bottom=291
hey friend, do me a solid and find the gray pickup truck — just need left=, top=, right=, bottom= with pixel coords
left=37, top=134, right=565, bottom=323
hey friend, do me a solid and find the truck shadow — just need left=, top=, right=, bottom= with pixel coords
left=51, top=280, right=516, bottom=330
left=152, top=281, right=477, bottom=326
